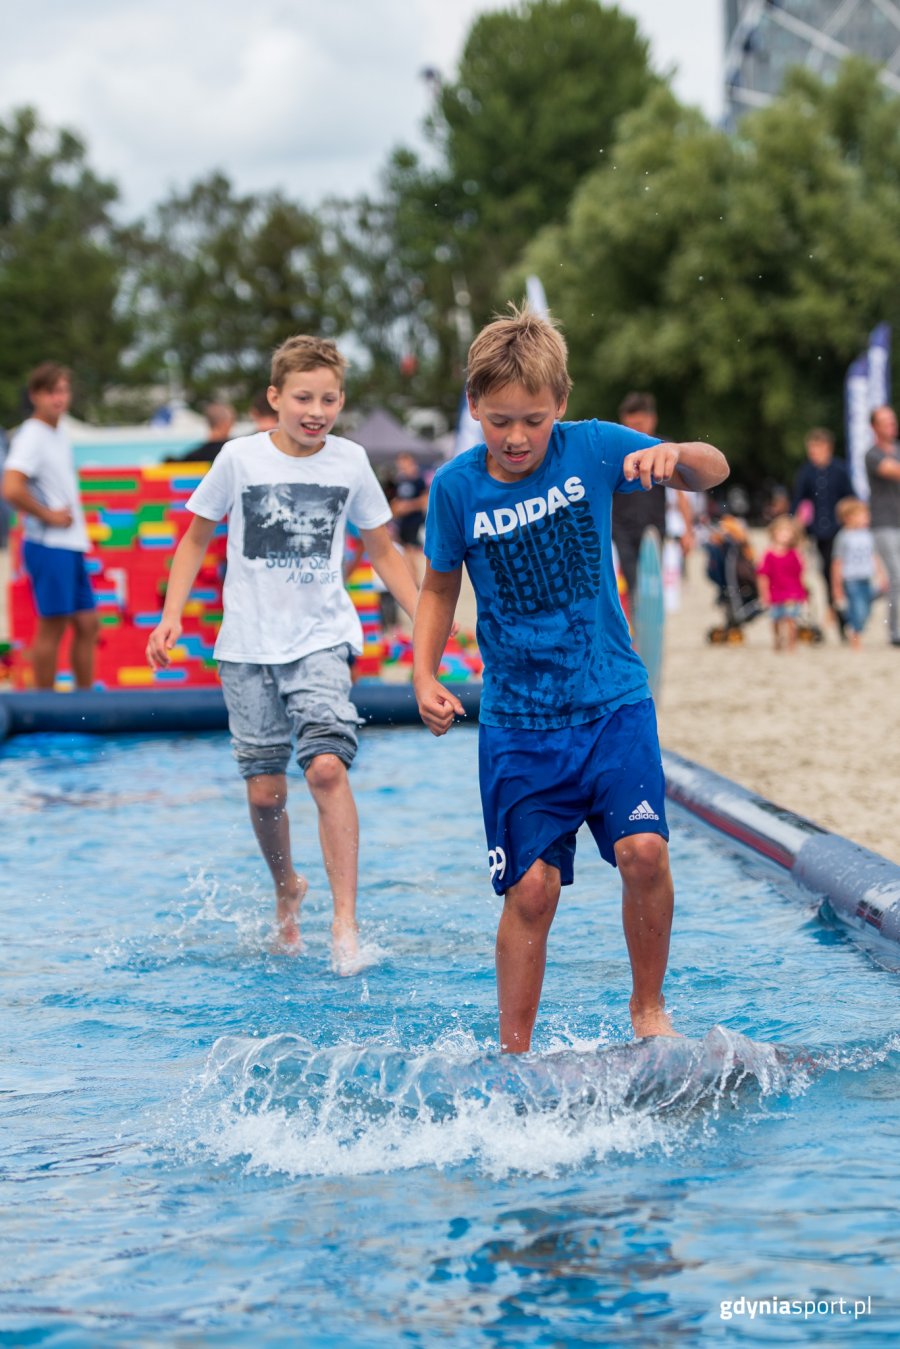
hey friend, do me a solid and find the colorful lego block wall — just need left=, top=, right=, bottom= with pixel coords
left=7, top=463, right=227, bottom=689
left=5, top=465, right=489, bottom=689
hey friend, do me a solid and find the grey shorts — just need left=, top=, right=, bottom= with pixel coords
left=218, top=645, right=360, bottom=778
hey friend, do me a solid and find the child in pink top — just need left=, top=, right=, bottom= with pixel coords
left=757, top=515, right=808, bottom=651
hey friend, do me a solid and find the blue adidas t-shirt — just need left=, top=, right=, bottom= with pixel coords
left=425, top=418, right=658, bottom=729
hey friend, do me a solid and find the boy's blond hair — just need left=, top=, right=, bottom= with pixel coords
left=466, top=304, right=573, bottom=405
left=836, top=495, right=867, bottom=525
left=270, top=335, right=347, bottom=391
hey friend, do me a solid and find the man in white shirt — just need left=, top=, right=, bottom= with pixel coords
left=2, top=363, right=98, bottom=688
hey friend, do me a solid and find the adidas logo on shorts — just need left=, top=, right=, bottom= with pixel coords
left=628, top=800, right=660, bottom=822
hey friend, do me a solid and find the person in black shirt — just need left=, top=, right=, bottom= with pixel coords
left=172, top=401, right=236, bottom=463
left=865, top=405, right=900, bottom=645
left=391, top=451, right=428, bottom=578
left=791, top=427, right=852, bottom=637
left=612, top=392, right=692, bottom=596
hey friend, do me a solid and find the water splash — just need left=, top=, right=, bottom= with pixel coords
left=184, top=1026, right=825, bottom=1180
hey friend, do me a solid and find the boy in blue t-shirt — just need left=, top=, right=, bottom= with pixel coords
left=413, top=307, right=729, bottom=1052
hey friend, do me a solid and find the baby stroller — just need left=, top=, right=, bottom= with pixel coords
left=705, top=515, right=763, bottom=643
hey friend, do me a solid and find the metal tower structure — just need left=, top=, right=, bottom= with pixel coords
left=725, top=0, right=900, bottom=121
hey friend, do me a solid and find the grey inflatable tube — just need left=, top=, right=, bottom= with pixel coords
left=663, top=748, right=900, bottom=949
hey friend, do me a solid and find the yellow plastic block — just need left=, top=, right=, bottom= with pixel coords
left=137, top=522, right=176, bottom=538
left=88, top=523, right=112, bottom=542
left=118, top=667, right=155, bottom=686
left=143, top=463, right=208, bottom=481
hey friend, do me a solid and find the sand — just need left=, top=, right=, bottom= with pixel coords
left=656, top=539, right=900, bottom=865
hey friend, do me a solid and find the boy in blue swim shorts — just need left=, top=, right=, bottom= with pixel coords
left=413, top=307, right=729, bottom=1052
left=2, top=363, right=99, bottom=689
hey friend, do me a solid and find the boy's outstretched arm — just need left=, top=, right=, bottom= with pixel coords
left=413, top=563, right=466, bottom=736
left=359, top=523, right=419, bottom=620
left=623, top=441, right=729, bottom=494
left=146, top=514, right=217, bottom=668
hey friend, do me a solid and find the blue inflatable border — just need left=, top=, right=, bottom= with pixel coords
left=1, top=687, right=897, bottom=948
left=0, top=684, right=482, bottom=737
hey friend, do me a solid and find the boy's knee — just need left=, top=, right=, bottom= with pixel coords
left=247, top=774, right=288, bottom=812
left=73, top=610, right=100, bottom=639
left=616, top=833, right=669, bottom=884
left=304, top=753, right=349, bottom=793
left=506, top=864, right=560, bottom=927
left=37, top=615, right=68, bottom=640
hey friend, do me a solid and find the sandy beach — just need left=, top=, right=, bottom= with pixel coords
left=656, top=538, right=900, bottom=865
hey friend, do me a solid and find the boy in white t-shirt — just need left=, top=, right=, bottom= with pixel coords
left=147, top=336, right=419, bottom=968
left=2, top=362, right=99, bottom=688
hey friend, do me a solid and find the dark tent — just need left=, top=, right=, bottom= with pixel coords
left=344, top=408, right=441, bottom=466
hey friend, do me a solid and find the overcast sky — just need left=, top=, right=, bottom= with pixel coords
left=1, top=0, right=723, bottom=218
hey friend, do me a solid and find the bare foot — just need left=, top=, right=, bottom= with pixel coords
left=274, top=875, right=308, bottom=950
left=630, top=996, right=681, bottom=1039
left=331, top=919, right=361, bottom=976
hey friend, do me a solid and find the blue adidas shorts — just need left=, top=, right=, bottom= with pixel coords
left=23, top=542, right=95, bottom=618
left=478, top=697, right=668, bottom=896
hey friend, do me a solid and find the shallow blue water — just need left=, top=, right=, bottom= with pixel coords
left=1, top=727, right=899, bottom=1345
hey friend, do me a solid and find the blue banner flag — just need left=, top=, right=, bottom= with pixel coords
left=845, top=324, right=891, bottom=500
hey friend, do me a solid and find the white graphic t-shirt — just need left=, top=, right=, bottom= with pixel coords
left=5, top=418, right=89, bottom=552
left=187, top=431, right=392, bottom=663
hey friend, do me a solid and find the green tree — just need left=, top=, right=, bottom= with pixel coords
left=437, top=0, right=658, bottom=307
left=347, top=0, right=659, bottom=416
left=516, top=65, right=900, bottom=486
left=334, top=155, right=467, bottom=414
left=0, top=107, right=132, bottom=424
left=127, top=173, right=351, bottom=407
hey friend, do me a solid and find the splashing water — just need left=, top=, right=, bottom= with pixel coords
left=190, top=1027, right=812, bottom=1181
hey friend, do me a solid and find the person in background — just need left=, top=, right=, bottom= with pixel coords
left=831, top=497, right=888, bottom=651
left=1, top=362, right=98, bottom=688
left=613, top=393, right=693, bottom=595
left=249, top=390, right=279, bottom=433
left=791, top=428, right=853, bottom=640
left=390, top=451, right=429, bottom=579
left=865, top=406, right=900, bottom=647
left=756, top=515, right=808, bottom=652
left=174, top=401, right=236, bottom=463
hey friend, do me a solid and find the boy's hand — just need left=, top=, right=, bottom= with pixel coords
left=146, top=617, right=182, bottom=669
left=623, top=442, right=680, bottom=491
left=414, top=674, right=466, bottom=736
left=45, top=506, right=74, bottom=528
